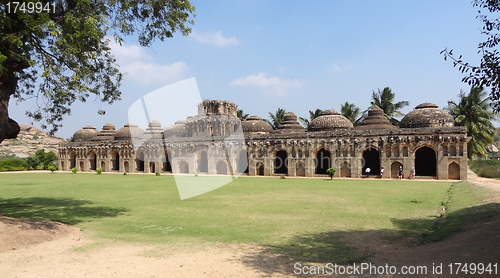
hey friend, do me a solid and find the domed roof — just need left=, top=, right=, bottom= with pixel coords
left=400, top=103, right=454, bottom=128
left=355, top=106, right=397, bottom=130
left=94, top=123, right=116, bottom=141
left=144, top=120, right=163, bottom=139
left=114, top=124, right=144, bottom=140
left=73, top=126, right=99, bottom=142
left=164, top=120, right=186, bottom=138
left=241, top=116, right=273, bottom=134
left=308, top=109, right=353, bottom=131
left=276, top=112, right=305, bottom=133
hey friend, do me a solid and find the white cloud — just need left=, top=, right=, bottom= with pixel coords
left=230, top=72, right=304, bottom=96
left=190, top=30, right=240, bottom=46
left=327, top=63, right=352, bottom=73
left=108, top=38, right=187, bottom=84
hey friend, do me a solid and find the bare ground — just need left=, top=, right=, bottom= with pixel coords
left=1, top=171, right=499, bottom=277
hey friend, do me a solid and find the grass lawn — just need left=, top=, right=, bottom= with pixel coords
left=0, top=173, right=491, bottom=263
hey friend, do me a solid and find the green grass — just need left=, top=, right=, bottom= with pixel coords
left=0, top=173, right=492, bottom=263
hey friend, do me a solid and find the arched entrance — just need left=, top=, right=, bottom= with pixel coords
left=79, top=161, right=84, bottom=172
left=274, top=149, right=288, bottom=174
left=415, top=146, right=437, bottom=176
left=362, top=147, right=380, bottom=175
left=124, top=161, right=130, bottom=173
left=136, top=150, right=145, bottom=172
left=237, top=149, right=249, bottom=174
left=101, top=161, right=105, bottom=172
left=296, top=162, right=306, bottom=177
left=149, top=162, right=155, bottom=173
left=341, top=161, right=351, bottom=177
left=179, top=160, right=189, bottom=174
left=198, top=150, right=208, bottom=173
left=163, top=150, right=172, bottom=172
left=69, top=151, right=76, bottom=169
left=256, top=162, right=264, bottom=176
left=391, top=162, right=403, bottom=179
left=216, top=160, right=228, bottom=175
left=89, top=151, right=96, bottom=170
left=315, top=148, right=331, bottom=175
left=448, top=162, right=460, bottom=180
left=111, top=150, right=119, bottom=171
left=61, top=161, right=65, bottom=171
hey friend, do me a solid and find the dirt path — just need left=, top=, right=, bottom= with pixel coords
left=1, top=171, right=499, bottom=277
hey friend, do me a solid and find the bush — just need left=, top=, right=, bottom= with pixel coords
left=326, top=168, right=337, bottom=180
left=0, top=158, right=29, bottom=171
left=123, top=171, right=127, bottom=175
left=48, top=165, right=56, bottom=173
left=96, top=168, right=102, bottom=175
left=32, top=134, right=39, bottom=140
left=156, top=172, right=160, bottom=176
left=194, top=170, right=199, bottom=177
left=279, top=174, right=286, bottom=179
left=71, top=167, right=77, bottom=173
left=469, top=159, right=500, bottom=178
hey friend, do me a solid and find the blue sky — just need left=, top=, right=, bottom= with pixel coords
left=9, top=0, right=490, bottom=138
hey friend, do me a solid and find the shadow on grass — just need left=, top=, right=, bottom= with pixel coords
left=242, top=203, right=500, bottom=276
left=0, top=197, right=129, bottom=225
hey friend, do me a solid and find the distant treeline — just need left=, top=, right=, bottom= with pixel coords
left=469, top=159, right=500, bottom=179
left=0, top=149, right=57, bottom=172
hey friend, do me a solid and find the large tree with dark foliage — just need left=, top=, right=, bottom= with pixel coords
left=0, top=0, right=195, bottom=143
left=441, top=0, right=500, bottom=111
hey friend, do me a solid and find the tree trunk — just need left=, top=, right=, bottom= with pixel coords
left=0, top=75, right=21, bottom=143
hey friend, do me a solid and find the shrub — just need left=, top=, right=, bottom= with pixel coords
left=32, top=134, right=39, bottom=140
left=71, top=167, right=77, bottom=173
left=194, top=170, right=200, bottom=177
left=469, top=159, right=500, bottom=178
left=279, top=174, right=286, bottom=179
left=96, top=168, right=102, bottom=175
left=123, top=171, right=127, bottom=175
left=326, top=168, right=337, bottom=180
left=48, top=165, right=56, bottom=173
left=156, top=172, right=160, bottom=176
left=0, top=157, right=28, bottom=171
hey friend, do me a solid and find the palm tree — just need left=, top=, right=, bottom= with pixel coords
left=237, top=109, right=249, bottom=119
left=299, top=109, right=323, bottom=128
left=340, top=102, right=364, bottom=127
left=371, top=87, right=409, bottom=126
left=266, top=108, right=287, bottom=130
left=446, top=86, right=499, bottom=159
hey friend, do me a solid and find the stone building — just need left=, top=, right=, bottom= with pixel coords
left=58, top=100, right=470, bottom=180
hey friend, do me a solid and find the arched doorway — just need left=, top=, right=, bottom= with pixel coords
left=198, top=150, right=208, bottom=173
left=448, top=162, right=460, bottom=180
left=362, top=147, right=380, bottom=175
left=111, top=150, right=119, bottom=171
left=124, top=161, right=129, bottom=173
left=237, top=149, right=249, bottom=174
left=163, top=150, right=172, bottom=172
left=274, top=149, right=288, bottom=174
left=216, top=160, right=228, bottom=175
left=179, top=160, right=189, bottom=174
left=89, top=151, right=96, bottom=170
left=149, top=162, right=155, bottom=173
left=256, top=162, right=264, bottom=176
left=135, top=150, right=144, bottom=172
left=69, top=151, right=76, bottom=169
left=296, top=162, right=306, bottom=177
left=391, top=162, right=403, bottom=179
left=79, top=161, right=84, bottom=172
left=341, top=161, right=351, bottom=177
left=101, top=161, right=105, bottom=172
left=61, top=161, right=65, bottom=171
left=315, top=149, right=331, bottom=175
left=415, top=146, right=437, bottom=176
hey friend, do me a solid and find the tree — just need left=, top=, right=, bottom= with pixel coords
left=340, top=102, right=364, bottom=127
left=0, top=0, right=196, bottom=143
left=237, top=109, right=249, bottom=119
left=371, top=87, right=409, bottom=126
left=266, top=108, right=286, bottom=130
left=34, top=149, right=58, bottom=169
left=446, top=86, right=498, bottom=159
left=299, top=109, right=323, bottom=128
left=441, top=0, right=500, bottom=111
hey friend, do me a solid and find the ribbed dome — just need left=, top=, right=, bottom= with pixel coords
left=94, top=123, right=116, bottom=141
left=308, top=109, right=353, bottom=131
left=73, top=126, right=99, bottom=142
left=114, top=124, right=144, bottom=140
left=144, top=120, right=163, bottom=139
left=241, top=116, right=273, bottom=134
left=276, top=112, right=305, bottom=133
left=164, top=120, right=186, bottom=138
left=400, top=103, right=454, bottom=128
left=355, top=106, right=397, bottom=130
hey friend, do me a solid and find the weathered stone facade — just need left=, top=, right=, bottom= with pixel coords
left=58, top=100, right=470, bottom=180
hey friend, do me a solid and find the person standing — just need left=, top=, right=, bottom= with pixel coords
left=380, top=167, right=384, bottom=179
left=365, top=167, right=371, bottom=178
left=398, top=166, right=403, bottom=180
left=411, top=167, right=416, bottom=180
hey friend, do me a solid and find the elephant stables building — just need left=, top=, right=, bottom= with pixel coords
left=58, top=100, right=470, bottom=180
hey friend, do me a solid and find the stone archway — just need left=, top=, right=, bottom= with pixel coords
left=315, top=148, right=331, bottom=175
left=79, top=161, right=84, bottom=172
left=124, top=161, right=130, bottom=173
left=341, top=161, right=351, bottom=177
left=89, top=151, right=96, bottom=170
left=135, top=150, right=145, bottom=172
left=362, top=147, right=380, bottom=175
left=237, top=149, right=249, bottom=174
left=391, top=162, right=403, bottom=179
left=415, top=146, right=437, bottom=177
left=274, top=149, right=288, bottom=174
left=216, top=160, right=228, bottom=175
left=101, top=161, right=105, bottom=172
left=296, top=162, right=306, bottom=177
left=163, top=150, right=172, bottom=172
left=448, top=162, right=460, bottom=180
left=179, top=160, right=189, bottom=174
left=198, top=150, right=208, bottom=173
left=69, top=151, right=76, bottom=169
left=256, top=162, right=264, bottom=176
left=111, top=150, right=119, bottom=171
